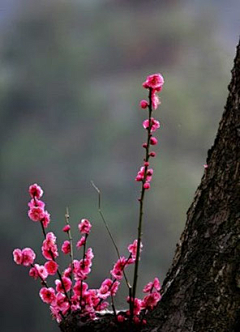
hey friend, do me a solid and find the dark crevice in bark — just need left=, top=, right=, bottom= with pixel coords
left=59, top=39, right=240, bottom=332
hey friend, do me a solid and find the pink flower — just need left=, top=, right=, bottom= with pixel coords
left=143, top=277, right=161, bottom=293
left=13, top=248, right=23, bottom=265
left=21, top=248, right=36, bottom=266
left=151, top=92, right=161, bottom=110
left=143, top=182, right=150, bottom=189
left=73, top=280, right=88, bottom=297
left=128, top=239, right=143, bottom=260
left=85, top=248, right=94, bottom=261
left=142, top=292, right=161, bottom=310
left=55, top=277, right=72, bottom=293
left=142, top=118, right=160, bottom=132
left=29, top=183, right=43, bottom=199
left=110, top=280, right=120, bottom=296
left=28, top=206, right=45, bottom=222
left=63, top=266, right=72, bottom=278
left=110, top=257, right=127, bottom=280
left=149, top=151, right=156, bottom=157
left=142, top=73, right=164, bottom=90
left=34, top=264, right=48, bottom=280
left=28, top=198, right=45, bottom=209
left=150, top=137, right=158, bottom=145
left=72, top=256, right=92, bottom=281
left=135, top=166, right=145, bottom=182
left=39, top=287, right=56, bottom=304
left=29, top=266, right=39, bottom=279
left=44, top=260, right=58, bottom=275
left=62, top=225, right=71, bottom=232
left=42, top=211, right=50, bottom=228
left=78, top=219, right=92, bottom=234
left=61, top=240, right=71, bottom=254
left=140, top=100, right=148, bottom=109
left=98, top=284, right=111, bottom=299
left=54, top=292, right=70, bottom=314
left=127, top=297, right=142, bottom=315
left=42, top=232, right=58, bottom=260
left=29, top=264, right=48, bottom=280
left=76, top=236, right=86, bottom=249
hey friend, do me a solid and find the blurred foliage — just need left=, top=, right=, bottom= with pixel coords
left=0, top=0, right=238, bottom=331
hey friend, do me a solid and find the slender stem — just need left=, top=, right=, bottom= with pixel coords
left=91, top=181, right=131, bottom=289
left=65, top=207, right=74, bottom=297
left=131, top=88, right=153, bottom=315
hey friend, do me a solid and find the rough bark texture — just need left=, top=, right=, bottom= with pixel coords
left=60, top=39, right=240, bottom=332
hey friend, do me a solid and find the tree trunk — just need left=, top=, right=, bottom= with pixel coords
left=60, top=39, right=240, bottom=332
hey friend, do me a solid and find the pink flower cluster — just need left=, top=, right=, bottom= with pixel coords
left=13, top=184, right=161, bottom=324
left=13, top=74, right=164, bottom=326
left=136, top=73, right=164, bottom=190
left=28, top=183, right=50, bottom=228
left=118, top=277, right=161, bottom=323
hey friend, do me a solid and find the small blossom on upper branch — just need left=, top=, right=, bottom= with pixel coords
left=61, top=240, right=71, bottom=254
left=42, top=232, right=59, bottom=260
left=128, top=239, right=143, bottom=260
left=62, top=225, right=71, bottom=232
left=140, top=100, right=148, bottom=109
left=142, top=118, right=160, bottom=132
left=78, top=219, right=92, bottom=234
left=142, top=73, right=164, bottom=91
left=143, top=277, right=161, bottom=293
left=150, top=137, right=158, bottom=145
left=29, top=183, right=43, bottom=199
left=76, top=236, right=86, bottom=249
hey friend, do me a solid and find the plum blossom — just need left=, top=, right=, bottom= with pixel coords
left=140, top=100, right=148, bottom=109
left=62, top=225, right=71, bottom=232
left=127, top=297, right=142, bottom=316
left=135, top=166, right=153, bottom=183
left=29, top=183, right=43, bottom=199
left=76, top=236, right=86, bottom=249
left=142, top=292, right=161, bottom=310
left=150, top=136, right=158, bottom=145
left=142, top=73, right=164, bottom=91
left=29, top=264, right=48, bottom=280
left=55, top=277, right=72, bottom=293
left=72, top=249, right=94, bottom=281
left=143, top=277, right=161, bottom=293
left=142, top=118, right=160, bottom=132
left=28, top=198, right=45, bottom=209
left=13, top=249, right=23, bottom=265
left=39, top=287, right=56, bottom=304
left=42, top=211, right=51, bottom=228
left=73, top=280, right=88, bottom=297
left=78, top=219, right=92, bottom=234
left=42, top=232, right=58, bottom=260
left=28, top=206, right=45, bottom=222
left=110, top=256, right=128, bottom=280
left=44, top=260, right=58, bottom=275
left=128, top=239, right=143, bottom=260
left=13, top=247, right=36, bottom=266
left=61, top=240, right=71, bottom=255
left=151, top=91, right=161, bottom=110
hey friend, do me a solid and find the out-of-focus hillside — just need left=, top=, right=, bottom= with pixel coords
left=0, top=0, right=239, bottom=331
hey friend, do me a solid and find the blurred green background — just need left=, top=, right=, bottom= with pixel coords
left=1, top=0, right=239, bottom=331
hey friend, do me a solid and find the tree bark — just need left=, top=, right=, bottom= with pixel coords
left=60, top=39, right=240, bottom=332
